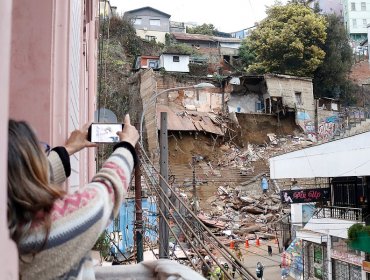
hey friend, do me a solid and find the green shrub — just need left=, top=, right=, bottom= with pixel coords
left=348, top=223, right=370, bottom=240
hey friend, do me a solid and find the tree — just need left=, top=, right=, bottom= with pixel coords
left=313, top=14, right=354, bottom=102
left=187, top=23, right=217, bottom=36
left=238, top=41, right=256, bottom=68
left=243, top=3, right=327, bottom=77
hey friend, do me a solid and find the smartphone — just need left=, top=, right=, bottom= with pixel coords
left=87, top=123, right=124, bottom=143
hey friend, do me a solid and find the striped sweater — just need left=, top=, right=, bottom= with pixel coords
left=18, top=143, right=136, bottom=280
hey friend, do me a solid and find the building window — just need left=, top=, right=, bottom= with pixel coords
left=361, top=2, right=366, bottom=11
left=134, top=18, right=142, bottom=25
left=148, top=60, right=158, bottom=69
left=295, top=92, right=302, bottom=105
left=352, top=19, right=357, bottom=28
left=145, top=35, right=156, bottom=41
left=363, top=19, right=367, bottom=27
left=149, top=19, right=160, bottom=26
left=351, top=2, right=356, bottom=11
left=173, top=56, right=180, bottom=62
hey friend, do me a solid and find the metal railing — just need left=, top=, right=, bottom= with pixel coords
left=314, top=205, right=364, bottom=221
left=138, top=145, right=258, bottom=280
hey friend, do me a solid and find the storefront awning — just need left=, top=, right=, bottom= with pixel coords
left=303, top=217, right=357, bottom=239
left=296, top=230, right=328, bottom=244
left=269, top=132, right=370, bottom=179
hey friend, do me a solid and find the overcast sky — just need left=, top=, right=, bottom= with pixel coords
left=109, top=0, right=287, bottom=33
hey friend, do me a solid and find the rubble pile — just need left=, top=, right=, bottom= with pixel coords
left=197, top=186, right=290, bottom=243
left=214, top=133, right=313, bottom=172
left=190, top=133, right=312, bottom=243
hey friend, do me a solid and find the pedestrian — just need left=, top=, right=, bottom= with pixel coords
left=7, top=116, right=139, bottom=279
left=268, top=245, right=272, bottom=256
left=231, top=263, right=236, bottom=278
left=261, top=174, right=269, bottom=194
left=201, top=259, right=212, bottom=279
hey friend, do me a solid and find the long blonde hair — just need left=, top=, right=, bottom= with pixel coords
left=7, top=120, right=65, bottom=247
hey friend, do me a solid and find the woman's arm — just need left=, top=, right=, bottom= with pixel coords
left=47, top=147, right=71, bottom=184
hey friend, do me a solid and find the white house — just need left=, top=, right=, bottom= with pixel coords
left=159, top=53, right=189, bottom=72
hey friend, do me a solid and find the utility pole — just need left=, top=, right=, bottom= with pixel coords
left=159, top=112, right=169, bottom=258
left=192, top=156, right=198, bottom=214
left=315, top=99, right=319, bottom=141
left=135, top=143, right=143, bottom=262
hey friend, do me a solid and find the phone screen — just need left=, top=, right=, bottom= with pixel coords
left=89, top=123, right=123, bottom=143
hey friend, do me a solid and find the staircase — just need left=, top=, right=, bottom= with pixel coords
left=333, top=109, right=370, bottom=140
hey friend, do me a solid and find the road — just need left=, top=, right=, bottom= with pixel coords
left=237, top=239, right=294, bottom=280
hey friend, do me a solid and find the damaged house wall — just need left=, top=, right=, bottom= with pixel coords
left=137, top=72, right=228, bottom=161
left=228, top=76, right=266, bottom=113
left=265, top=74, right=315, bottom=133
left=169, top=89, right=224, bottom=112
left=139, top=69, right=159, bottom=160
left=228, top=93, right=260, bottom=113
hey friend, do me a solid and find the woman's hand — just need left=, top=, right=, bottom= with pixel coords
left=65, top=124, right=97, bottom=155
left=116, top=114, right=139, bottom=147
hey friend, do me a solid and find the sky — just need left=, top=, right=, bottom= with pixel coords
left=109, top=0, right=288, bottom=33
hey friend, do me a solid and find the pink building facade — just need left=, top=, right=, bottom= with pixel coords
left=0, top=0, right=99, bottom=277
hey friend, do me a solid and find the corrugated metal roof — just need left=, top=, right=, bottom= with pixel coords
left=156, top=105, right=224, bottom=135
left=171, top=32, right=215, bottom=42
left=171, top=33, right=242, bottom=43
left=213, top=36, right=242, bottom=43
left=124, top=6, right=171, bottom=18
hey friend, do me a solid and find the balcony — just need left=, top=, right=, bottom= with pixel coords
left=314, top=206, right=366, bottom=222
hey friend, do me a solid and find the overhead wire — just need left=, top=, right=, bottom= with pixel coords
left=139, top=146, right=255, bottom=279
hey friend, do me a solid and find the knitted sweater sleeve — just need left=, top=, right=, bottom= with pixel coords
left=19, top=145, right=136, bottom=280
left=47, top=146, right=71, bottom=184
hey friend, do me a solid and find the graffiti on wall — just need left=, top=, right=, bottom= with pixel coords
left=296, top=111, right=341, bottom=142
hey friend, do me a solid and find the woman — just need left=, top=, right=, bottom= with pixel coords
left=7, top=115, right=139, bottom=279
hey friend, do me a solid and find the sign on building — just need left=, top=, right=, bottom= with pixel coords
left=280, top=188, right=330, bottom=204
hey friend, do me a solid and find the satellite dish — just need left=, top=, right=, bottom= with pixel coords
left=94, top=108, right=118, bottom=123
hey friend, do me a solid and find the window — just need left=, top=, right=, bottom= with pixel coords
left=149, top=19, right=160, bottom=26
left=353, top=19, right=357, bottom=28
left=363, top=19, right=367, bottom=27
left=148, top=60, right=158, bottom=68
left=173, top=56, right=180, bottom=62
left=295, top=92, right=302, bottom=105
left=351, top=2, right=356, bottom=11
left=134, top=18, right=142, bottom=25
left=361, top=2, right=366, bottom=11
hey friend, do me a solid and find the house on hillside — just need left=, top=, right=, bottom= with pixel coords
left=227, top=74, right=345, bottom=141
left=134, top=55, right=160, bottom=70
left=170, top=32, right=241, bottom=74
left=230, top=26, right=255, bottom=39
left=342, top=0, right=369, bottom=45
left=228, top=74, right=314, bottom=115
left=159, top=53, right=190, bottom=72
left=123, top=6, right=170, bottom=43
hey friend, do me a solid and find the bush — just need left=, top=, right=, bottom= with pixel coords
left=348, top=223, right=370, bottom=240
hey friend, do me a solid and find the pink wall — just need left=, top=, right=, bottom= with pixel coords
left=2, top=0, right=98, bottom=272
left=0, top=0, right=19, bottom=278
left=9, top=0, right=54, bottom=141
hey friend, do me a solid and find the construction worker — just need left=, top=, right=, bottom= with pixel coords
left=236, top=247, right=243, bottom=262
left=231, top=247, right=243, bottom=278
left=213, top=266, right=224, bottom=280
